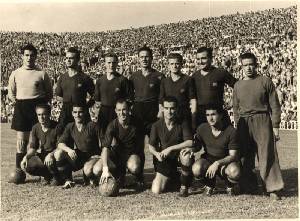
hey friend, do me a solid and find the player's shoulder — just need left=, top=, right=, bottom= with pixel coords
left=151, top=69, right=164, bottom=79
left=196, top=123, right=210, bottom=133
left=131, top=70, right=142, bottom=78
left=152, top=118, right=164, bottom=128
left=224, top=124, right=236, bottom=134
left=191, top=70, right=201, bottom=78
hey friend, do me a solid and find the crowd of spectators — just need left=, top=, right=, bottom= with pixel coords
left=0, top=6, right=297, bottom=125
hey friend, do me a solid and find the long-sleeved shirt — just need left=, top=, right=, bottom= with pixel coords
left=233, top=75, right=281, bottom=128
left=8, top=67, right=52, bottom=101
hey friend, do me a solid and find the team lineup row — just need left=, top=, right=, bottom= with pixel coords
left=8, top=44, right=284, bottom=200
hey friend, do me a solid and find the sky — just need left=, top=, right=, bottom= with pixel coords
left=0, top=0, right=297, bottom=33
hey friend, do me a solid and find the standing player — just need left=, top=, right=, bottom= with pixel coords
left=8, top=43, right=53, bottom=182
left=149, top=96, right=194, bottom=197
left=192, top=104, right=241, bottom=196
left=94, top=53, right=131, bottom=131
left=98, top=99, right=144, bottom=192
left=55, top=47, right=95, bottom=129
left=20, top=104, right=63, bottom=185
left=192, top=47, right=236, bottom=126
left=129, top=46, right=164, bottom=175
left=54, top=104, right=103, bottom=188
left=233, top=52, right=284, bottom=200
left=159, top=53, right=196, bottom=129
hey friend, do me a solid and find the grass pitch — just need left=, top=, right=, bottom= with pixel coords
left=1, top=123, right=298, bottom=220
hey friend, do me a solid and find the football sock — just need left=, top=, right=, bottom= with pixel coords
left=16, top=153, right=26, bottom=169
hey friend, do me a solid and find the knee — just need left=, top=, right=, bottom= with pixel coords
left=83, top=163, right=94, bottom=177
left=127, top=155, right=141, bottom=175
left=54, top=149, right=65, bottom=161
left=226, top=163, right=241, bottom=181
left=93, top=162, right=102, bottom=177
left=179, top=152, right=193, bottom=167
left=192, top=160, right=207, bottom=178
left=151, top=179, right=163, bottom=194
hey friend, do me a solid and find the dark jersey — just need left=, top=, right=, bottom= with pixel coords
left=94, top=73, right=130, bottom=106
left=58, top=121, right=102, bottom=154
left=102, top=118, right=140, bottom=155
left=159, top=74, right=196, bottom=107
left=192, top=67, right=236, bottom=105
left=149, top=118, right=192, bottom=152
left=55, top=72, right=94, bottom=105
left=29, top=120, right=60, bottom=153
left=129, top=69, right=163, bottom=102
left=194, top=123, right=239, bottom=159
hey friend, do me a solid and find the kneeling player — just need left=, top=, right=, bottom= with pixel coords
left=98, top=99, right=144, bottom=193
left=55, top=104, right=103, bottom=188
left=149, top=96, right=194, bottom=197
left=20, top=104, right=62, bottom=185
left=192, top=104, right=241, bottom=196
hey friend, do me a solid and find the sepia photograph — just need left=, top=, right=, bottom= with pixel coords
left=0, top=0, right=298, bottom=219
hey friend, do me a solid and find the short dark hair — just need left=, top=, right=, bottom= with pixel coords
left=35, top=103, right=51, bottom=115
left=162, top=96, right=178, bottom=107
left=72, top=103, right=85, bottom=109
left=204, top=103, right=224, bottom=114
left=196, top=47, right=213, bottom=58
left=137, top=46, right=153, bottom=58
left=104, top=52, right=119, bottom=62
left=239, top=52, right=257, bottom=64
left=115, top=98, right=131, bottom=109
left=66, top=47, right=81, bottom=60
left=167, top=53, right=183, bottom=63
left=21, top=43, right=37, bottom=56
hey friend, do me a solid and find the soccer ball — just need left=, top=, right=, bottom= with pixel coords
left=99, top=177, right=119, bottom=197
left=8, top=168, right=26, bottom=184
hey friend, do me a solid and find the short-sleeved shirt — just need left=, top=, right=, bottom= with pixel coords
left=94, top=73, right=130, bottom=107
left=29, top=120, right=60, bottom=153
left=102, top=118, right=140, bottom=155
left=58, top=121, right=102, bottom=155
left=55, top=72, right=94, bottom=105
left=159, top=74, right=196, bottom=107
left=192, top=67, right=236, bottom=105
left=129, top=69, right=163, bottom=102
left=194, top=123, right=239, bottom=159
left=149, top=118, right=192, bottom=152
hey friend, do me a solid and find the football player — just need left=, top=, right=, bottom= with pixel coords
left=20, top=104, right=63, bottom=185
left=8, top=43, right=52, bottom=182
left=159, top=53, right=196, bottom=130
left=233, top=52, right=284, bottom=200
left=94, top=52, right=131, bottom=131
left=98, top=99, right=144, bottom=192
left=149, top=96, right=194, bottom=197
left=192, top=47, right=236, bottom=127
left=192, top=104, right=241, bottom=196
left=54, top=104, right=103, bottom=188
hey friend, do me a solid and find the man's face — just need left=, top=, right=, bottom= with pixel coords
left=115, top=102, right=129, bottom=122
left=105, top=56, right=118, bottom=74
left=196, top=51, right=212, bottom=70
left=65, top=52, right=79, bottom=68
left=163, top=101, right=177, bottom=121
left=72, top=107, right=85, bottom=123
left=22, top=50, right=37, bottom=69
left=138, top=50, right=152, bottom=68
left=241, top=58, right=257, bottom=78
left=36, top=108, right=50, bottom=125
left=206, top=109, right=221, bottom=127
left=168, top=58, right=182, bottom=74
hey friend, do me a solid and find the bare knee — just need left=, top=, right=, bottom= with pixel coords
left=225, top=163, right=241, bottom=181
left=127, top=155, right=141, bottom=175
left=192, top=159, right=208, bottom=178
left=54, top=149, right=65, bottom=161
left=92, top=159, right=103, bottom=177
left=179, top=150, right=193, bottom=167
left=83, top=163, right=94, bottom=177
left=151, top=173, right=168, bottom=194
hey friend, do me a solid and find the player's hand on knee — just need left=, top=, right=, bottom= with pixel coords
left=205, top=161, right=220, bottom=179
left=67, top=149, right=77, bottom=161
left=161, top=148, right=172, bottom=158
left=181, top=148, right=194, bottom=158
left=155, top=152, right=164, bottom=162
left=44, top=153, right=54, bottom=167
left=20, top=157, right=28, bottom=170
